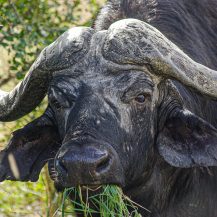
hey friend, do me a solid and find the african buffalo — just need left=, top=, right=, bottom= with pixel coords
left=0, top=0, right=217, bottom=216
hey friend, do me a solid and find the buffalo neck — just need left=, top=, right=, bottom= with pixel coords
left=124, top=160, right=217, bottom=217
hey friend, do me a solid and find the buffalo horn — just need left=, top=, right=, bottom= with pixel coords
left=0, top=27, right=94, bottom=121
left=105, top=19, right=217, bottom=98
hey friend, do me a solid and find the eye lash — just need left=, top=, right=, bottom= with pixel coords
left=121, top=87, right=152, bottom=103
left=50, top=98, right=62, bottom=110
left=49, top=94, right=70, bottom=110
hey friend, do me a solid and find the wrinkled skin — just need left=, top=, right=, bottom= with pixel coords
left=49, top=70, right=157, bottom=188
left=1, top=1, right=217, bottom=217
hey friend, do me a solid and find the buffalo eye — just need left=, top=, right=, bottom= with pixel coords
left=51, top=99, right=62, bottom=111
left=135, top=94, right=146, bottom=103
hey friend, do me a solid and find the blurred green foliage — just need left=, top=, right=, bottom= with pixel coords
left=0, top=0, right=102, bottom=79
left=0, top=0, right=105, bottom=216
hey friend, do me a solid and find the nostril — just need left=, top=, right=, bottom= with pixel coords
left=96, top=156, right=111, bottom=174
left=55, top=159, right=68, bottom=176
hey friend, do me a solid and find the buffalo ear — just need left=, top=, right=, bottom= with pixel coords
left=157, top=109, right=217, bottom=168
left=0, top=119, right=61, bottom=182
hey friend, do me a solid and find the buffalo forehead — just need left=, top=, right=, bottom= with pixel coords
left=51, top=69, right=154, bottom=100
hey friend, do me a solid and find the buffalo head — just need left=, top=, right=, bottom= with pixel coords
left=1, top=19, right=217, bottom=190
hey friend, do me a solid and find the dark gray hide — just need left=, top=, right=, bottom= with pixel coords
left=1, top=1, right=217, bottom=217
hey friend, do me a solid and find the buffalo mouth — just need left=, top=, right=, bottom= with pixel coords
left=48, top=143, right=125, bottom=190
left=48, top=158, right=125, bottom=191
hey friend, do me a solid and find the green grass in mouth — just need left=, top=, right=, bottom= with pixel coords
left=61, top=185, right=149, bottom=217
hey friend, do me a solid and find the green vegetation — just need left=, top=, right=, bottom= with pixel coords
left=0, top=0, right=102, bottom=80
left=0, top=171, right=52, bottom=217
left=61, top=185, right=144, bottom=217
left=0, top=1, right=143, bottom=217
